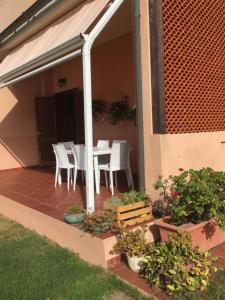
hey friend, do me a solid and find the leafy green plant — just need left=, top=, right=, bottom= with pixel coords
left=106, top=191, right=151, bottom=206
left=154, top=167, right=225, bottom=229
left=113, top=226, right=150, bottom=257
left=107, top=96, right=136, bottom=125
left=67, top=206, right=84, bottom=214
left=81, top=209, right=117, bottom=233
left=92, top=99, right=107, bottom=121
left=143, top=231, right=217, bottom=296
left=121, top=191, right=150, bottom=205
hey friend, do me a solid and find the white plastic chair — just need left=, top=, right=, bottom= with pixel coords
left=97, top=140, right=110, bottom=148
left=96, top=140, right=110, bottom=187
left=71, top=144, right=86, bottom=189
left=58, top=141, right=74, bottom=150
left=52, top=144, right=76, bottom=190
left=98, top=141, right=134, bottom=195
left=112, top=140, right=131, bottom=187
left=58, top=141, right=75, bottom=164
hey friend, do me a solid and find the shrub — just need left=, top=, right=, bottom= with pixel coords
left=113, top=226, right=150, bottom=257
left=154, top=167, right=225, bottom=228
left=81, top=209, right=117, bottom=233
left=143, top=231, right=217, bottom=295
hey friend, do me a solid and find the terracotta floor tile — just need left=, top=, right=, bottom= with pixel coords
left=215, top=257, right=225, bottom=268
left=111, top=265, right=140, bottom=282
left=131, top=277, right=159, bottom=295
left=48, top=209, right=65, bottom=221
left=0, top=167, right=134, bottom=215
left=154, top=290, right=171, bottom=300
left=211, top=246, right=225, bottom=258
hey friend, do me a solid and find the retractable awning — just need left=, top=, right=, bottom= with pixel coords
left=0, top=0, right=110, bottom=85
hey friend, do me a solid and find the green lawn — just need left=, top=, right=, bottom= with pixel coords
left=0, top=215, right=151, bottom=300
left=1, top=214, right=225, bottom=300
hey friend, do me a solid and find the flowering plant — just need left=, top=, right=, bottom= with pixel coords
left=154, top=168, right=225, bottom=228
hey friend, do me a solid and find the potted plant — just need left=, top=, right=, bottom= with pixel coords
left=154, top=167, right=225, bottom=250
left=113, top=226, right=150, bottom=272
left=104, top=191, right=152, bottom=227
left=64, top=206, right=85, bottom=224
left=81, top=209, right=117, bottom=233
left=143, top=231, right=217, bottom=296
left=92, top=99, right=107, bottom=121
left=107, top=96, right=136, bottom=126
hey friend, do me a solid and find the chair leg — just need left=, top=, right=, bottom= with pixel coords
left=73, top=168, right=77, bottom=190
left=98, top=170, right=101, bottom=184
left=67, top=168, right=70, bottom=190
left=128, top=167, right=134, bottom=190
left=84, top=170, right=86, bottom=183
left=104, top=171, right=108, bottom=188
left=109, top=170, right=114, bottom=195
left=114, top=171, right=118, bottom=188
left=55, top=167, right=58, bottom=187
left=70, top=169, right=73, bottom=184
left=58, top=169, right=62, bottom=185
left=125, top=169, right=131, bottom=187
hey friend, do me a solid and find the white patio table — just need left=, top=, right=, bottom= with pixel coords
left=66, top=146, right=112, bottom=194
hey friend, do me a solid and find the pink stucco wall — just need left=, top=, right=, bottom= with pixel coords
left=0, top=75, right=41, bottom=169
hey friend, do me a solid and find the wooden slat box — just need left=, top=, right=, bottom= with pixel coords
left=103, top=201, right=152, bottom=228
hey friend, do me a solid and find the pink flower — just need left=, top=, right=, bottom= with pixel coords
left=171, top=192, right=179, bottom=199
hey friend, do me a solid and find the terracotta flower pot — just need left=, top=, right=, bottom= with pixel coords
left=154, top=216, right=225, bottom=251
left=126, top=256, right=146, bottom=272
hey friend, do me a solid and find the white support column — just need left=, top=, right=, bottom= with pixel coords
left=81, top=0, right=125, bottom=213
left=82, top=39, right=95, bottom=213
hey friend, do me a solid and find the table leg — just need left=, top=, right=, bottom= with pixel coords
left=94, top=155, right=100, bottom=194
left=58, top=169, right=62, bottom=185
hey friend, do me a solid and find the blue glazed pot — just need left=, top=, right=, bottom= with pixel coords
left=64, top=212, right=84, bottom=224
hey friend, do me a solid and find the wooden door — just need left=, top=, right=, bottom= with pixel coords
left=55, top=89, right=76, bottom=143
left=35, top=97, right=57, bottom=165
left=74, top=88, right=85, bottom=144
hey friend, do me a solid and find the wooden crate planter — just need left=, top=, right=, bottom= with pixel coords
left=104, top=201, right=152, bottom=228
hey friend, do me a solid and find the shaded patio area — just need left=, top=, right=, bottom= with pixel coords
left=0, top=166, right=136, bottom=222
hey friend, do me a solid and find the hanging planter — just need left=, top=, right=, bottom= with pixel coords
left=92, top=99, right=107, bottom=122
left=107, top=96, right=136, bottom=126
